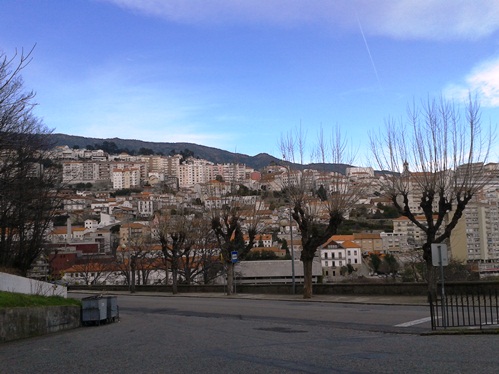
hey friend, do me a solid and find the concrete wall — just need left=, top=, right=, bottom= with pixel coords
left=0, top=272, right=67, bottom=298
left=0, top=306, right=80, bottom=343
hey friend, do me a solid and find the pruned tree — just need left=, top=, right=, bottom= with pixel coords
left=157, top=209, right=195, bottom=294
left=370, top=96, right=492, bottom=295
left=0, top=47, right=62, bottom=275
left=280, top=126, right=364, bottom=298
left=116, top=230, right=156, bottom=292
left=135, top=244, right=164, bottom=286
left=155, top=209, right=224, bottom=290
left=178, top=214, right=222, bottom=285
left=210, top=196, right=261, bottom=295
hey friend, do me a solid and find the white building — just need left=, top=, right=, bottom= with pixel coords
left=319, top=238, right=362, bottom=279
left=137, top=197, right=155, bottom=217
left=112, top=168, right=141, bottom=189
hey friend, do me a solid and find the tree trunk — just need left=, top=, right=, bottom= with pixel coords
left=302, top=259, right=313, bottom=299
left=423, top=243, right=437, bottom=299
left=165, top=262, right=169, bottom=287
left=130, top=258, right=136, bottom=294
left=172, top=267, right=178, bottom=295
left=226, top=263, right=235, bottom=296
left=426, top=260, right=438, bottom=300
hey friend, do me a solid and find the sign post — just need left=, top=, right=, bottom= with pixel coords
left=431, top=243, right=448, bottom=328
left=231, top=251, right=238, bottom=294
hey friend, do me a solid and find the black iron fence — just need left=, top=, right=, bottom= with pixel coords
left=429, top=284, right=499, bottom=330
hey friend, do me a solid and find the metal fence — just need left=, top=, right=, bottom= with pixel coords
left=429, top=285, right=499, bottom=330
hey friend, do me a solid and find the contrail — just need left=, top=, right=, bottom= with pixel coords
left=356, top=11, right=383, bottom=93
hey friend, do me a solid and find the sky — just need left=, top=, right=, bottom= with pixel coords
left=1, top=0, right=499, bottom=163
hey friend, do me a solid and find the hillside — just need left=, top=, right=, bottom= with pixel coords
left=47, top=133, right=351, bottom=173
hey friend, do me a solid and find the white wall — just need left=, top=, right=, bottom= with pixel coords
left=0, top=273, right=67, bottom=298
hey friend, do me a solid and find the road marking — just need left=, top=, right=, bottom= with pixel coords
left=395, top=316, right=433, bottom=327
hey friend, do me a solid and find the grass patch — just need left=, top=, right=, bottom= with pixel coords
left=0, top=291, right=81, bottom=308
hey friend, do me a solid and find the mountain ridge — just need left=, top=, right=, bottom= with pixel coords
left=48, top=133, right=352, bottom=173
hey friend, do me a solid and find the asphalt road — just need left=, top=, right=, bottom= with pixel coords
left=1, top=294, right=497, bottom=373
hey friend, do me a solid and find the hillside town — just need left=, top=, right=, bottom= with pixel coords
left=22, top=144, right=499, bottom=287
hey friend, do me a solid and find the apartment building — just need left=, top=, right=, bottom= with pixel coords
left=392, top=215, right=437, bottom=248
left=450, top=200, right=499, bottom=274
left=332, top=233, right=383, bottom=255
left=212, top=163, right=248, bottom=183
left=119, top=222, right=152, bottom=246
left=380, top=232, right=410, bottom=253
left=346, top=167, right=374, bottom=180
left=178, top=158, right=215, bottom=188
left=137, top=197, right=155, bottom=217
left=61, top=160, right=110, bottom=184
left=112, top=168, right=141, bottom=189
left=147, top=154, right=181, bottom=176
left=53, top=146, right=108, bottom=161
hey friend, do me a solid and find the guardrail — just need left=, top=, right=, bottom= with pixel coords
left=429, top=285, right=499, bottom=330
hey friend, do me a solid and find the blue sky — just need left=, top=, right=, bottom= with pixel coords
left=1, top=1, right=499, bottom=162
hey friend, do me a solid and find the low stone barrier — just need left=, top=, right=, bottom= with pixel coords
left=69, top=281, right=498, bottom=296
left=0, top=305, right=80, bottom=343
left=69, top=282, right=430, bottom=295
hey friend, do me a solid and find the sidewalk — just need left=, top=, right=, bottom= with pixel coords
left=69, top=290, right=428, bottom=306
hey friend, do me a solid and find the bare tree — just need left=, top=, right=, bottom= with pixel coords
left=370, top=96, right=492, bottom=295
left=0, top=48, right=62, bottom=275
left=116, top=231, right=156, bottom=292
left=280, top=126, right=363, bottom=298
left=156, top=209, right=195, bottom=294
left=70, top=259, right=113, bottom=286
left=210, top=196, right=261, bottom=295
left=177, top=214, right=222, bottom=285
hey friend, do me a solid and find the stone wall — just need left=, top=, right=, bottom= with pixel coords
left=0, top=306, right=80, bottom=343
left=69, top=281, right=498, bottom=296
left=69, top=283, right=430, bottom=295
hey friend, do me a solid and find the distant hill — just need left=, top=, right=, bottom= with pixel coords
left=47, top=133, right=352, bottom=173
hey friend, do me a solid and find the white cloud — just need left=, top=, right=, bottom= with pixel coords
left=358, top=0, right=499, bottom=41
left=102, top=0, right=499, bottom=41
left=444, top=57, right=499, bottom=107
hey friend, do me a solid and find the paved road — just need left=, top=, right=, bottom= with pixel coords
left=113, top=293, right=433, bottom=334
left=1, top=294, right=497, bottom=373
